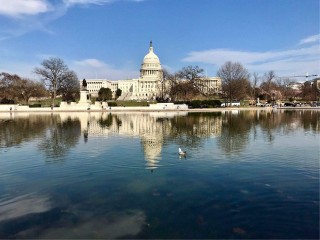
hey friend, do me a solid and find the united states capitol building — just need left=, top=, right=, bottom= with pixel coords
left=83, top=42, right=221, bottom=100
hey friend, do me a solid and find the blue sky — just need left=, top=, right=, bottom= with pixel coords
left=0, top=0, right=319, bottom=81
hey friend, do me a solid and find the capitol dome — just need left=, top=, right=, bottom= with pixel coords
left=143, top=43, right=160, bottom=65
left=140, top=41, right=162, bottom=78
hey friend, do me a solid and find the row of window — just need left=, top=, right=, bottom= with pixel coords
left=87, top=82, right=103, bottom=85
left=144, top=64, right=158, bottom=67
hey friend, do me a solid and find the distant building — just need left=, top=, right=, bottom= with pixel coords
left=82, top=42, right=221, bottom=100
left=313, top=78, right=320, bottom=90
left=288, top=81, right=303, bottom=90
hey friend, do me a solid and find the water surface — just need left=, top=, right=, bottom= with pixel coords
left=0, top=110, right=319, bottom=239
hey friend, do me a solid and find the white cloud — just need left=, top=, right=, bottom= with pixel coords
left=63, top=0, right=114, bottom=7
left=73, top=58, right=139, bottom=80
left=0, top=0, right=144, bottom=41
left=75, top=58, right=107, bottom=68
left=299, top=34, right=320, bottom=45
left=0, top=0, right=52, bottom=17
left=0, top=0, right=112, bottom=18
left=182, top=43, right=320, bottom=76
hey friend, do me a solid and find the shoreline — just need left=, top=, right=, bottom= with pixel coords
left=1, top=106, right=319, bottom=113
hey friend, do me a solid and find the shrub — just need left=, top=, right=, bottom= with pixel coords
left=0, top=98, right=15, bottom=104
left=174, top=100, right=221, bottom=108
left=108, top=102, right=117, bottom=107
left=29, top=104, right=41, bottom=108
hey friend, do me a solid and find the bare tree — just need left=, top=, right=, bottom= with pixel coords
left=59, top=70, right=79, bottom=102
left=250, top=73, right=260, bottom=102
left=34, top=58, right=78, bottom=106
left=169, top=81, right=198, bottom=101
left=260, top=71, right=277, bottom=100
left=0, top=72, right=18, bottom=101
left=15, top=78, right=47, bottom=104
left=300, top=80, right=319, bottom=101
left=275, top=77, right=292, bottom=101
left=177, top=65, right=206, bottom=96
left=217, top=61, right=250, bottom=103
left=177, top=66, right=204, bottom=81
left=0, top=72, right=47, bottom=104
left=158, top=68, right=174, bottom=100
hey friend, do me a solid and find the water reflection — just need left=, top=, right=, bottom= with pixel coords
left=38, top=117, right=81, bottom=161
left=0, top=110, right=319, bottom=166
left=37, top=210, right=146, bottom=239
left=0, top=110, right=319, bottom=239
left=0, top=194, right=51, bottom=222
left=0, top=113, right=51, bottom=148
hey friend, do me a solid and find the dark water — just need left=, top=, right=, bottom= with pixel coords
left=0, top=110, right=319, bottom=239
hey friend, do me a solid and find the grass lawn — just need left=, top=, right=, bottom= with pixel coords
left=29, top=98, right=62, bottom=107
left=113, top=100, right=155, bottom=107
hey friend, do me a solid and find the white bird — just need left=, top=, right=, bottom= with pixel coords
left=179, top=148, right=186, bottom=156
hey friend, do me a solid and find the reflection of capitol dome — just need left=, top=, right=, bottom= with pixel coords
left=140, top=41, right=162, bottom=78
left=142, top=135, right=163, bottom=170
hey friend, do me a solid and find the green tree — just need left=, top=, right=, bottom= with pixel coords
left=115, top=88, right=122, bottom=99
left=98, top=87, right=112, bottom=101
left=34, top=57, right=78, bottom=106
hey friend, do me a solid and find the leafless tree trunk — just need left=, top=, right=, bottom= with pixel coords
left=251, top=73, right=260, bottom=102
left=260, top=71, right=276, bottom=100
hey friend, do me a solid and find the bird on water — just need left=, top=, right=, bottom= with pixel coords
left=179, top=148, right=186, bottom=156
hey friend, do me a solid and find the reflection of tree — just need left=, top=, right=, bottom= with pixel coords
left=217, top=111, right=253, bottom=154
left=258, top=110, right=319, bottom=141
left=280, top=110, right=319, bottom=133
left=115, top=115, right=122, bottom=129
left=2, top=110, right=318, bottom=163
left=257, top=111, right=279, bottom=142
left=98, top=113, right=113, bottom=128
left=300, top=110, right=319, bottom=132
left=0, top=115, right=50, bottom=148
left=38, top=117, right=81, bottom=160
left=167, top=112, right=222, bottom=149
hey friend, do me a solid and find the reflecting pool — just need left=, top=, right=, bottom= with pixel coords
left=0, top=110, right=319, bottom=239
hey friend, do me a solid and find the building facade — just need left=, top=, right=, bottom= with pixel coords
left=82, top=42, right=221, bottom=100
